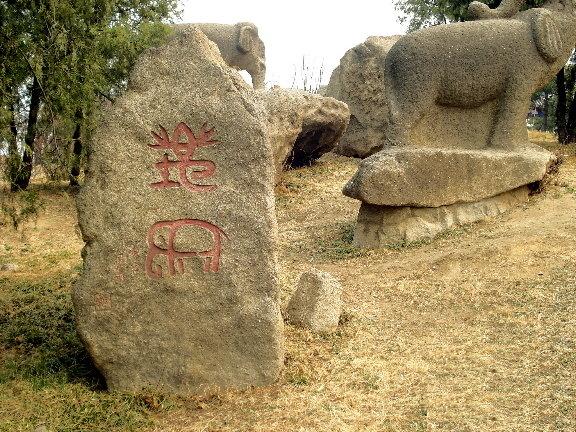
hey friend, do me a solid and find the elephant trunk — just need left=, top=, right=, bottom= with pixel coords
left=468, top=0, right=527, bottom=19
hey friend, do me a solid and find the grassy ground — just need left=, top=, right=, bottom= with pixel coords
left=1, top=131, right=575, bottom=431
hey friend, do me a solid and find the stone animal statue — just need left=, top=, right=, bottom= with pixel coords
left=385, top=0, right=576, bottom=149
left=193, top=22, right=266, bottom=90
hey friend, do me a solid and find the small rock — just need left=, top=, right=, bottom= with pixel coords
left=34, top=425, right=47, bottom=432
left=286, top=269, right=343, bottom=333
left=0, top=263, right=18, bottom=272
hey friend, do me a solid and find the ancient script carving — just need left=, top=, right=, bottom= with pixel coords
left=145, top=219, right=225, bottom=279
left=150, top=122, right=218, bottom=192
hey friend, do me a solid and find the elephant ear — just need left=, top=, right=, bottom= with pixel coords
left=532, top=10, right=563, bottom=63
left=237, top=25, right=254, bottom=53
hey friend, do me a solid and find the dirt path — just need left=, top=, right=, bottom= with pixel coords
left=154, top=137, right=576, bottom=431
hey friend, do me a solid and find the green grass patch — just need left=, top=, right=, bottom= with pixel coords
left=383, top=226, right=469, bottom=250
left=0, top=273, right=172, bottom=431
left=316, top=223, right=367, bottom=261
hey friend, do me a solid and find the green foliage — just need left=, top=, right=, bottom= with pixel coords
left=0, top=0, right=180, bottom=188
left=317, top=223, right=368, bottom=261
left=0, top=190, right=44, bottom=230
left=0, top=274, right=173, bottom=431
left=393, top=0, right=544, bottom=31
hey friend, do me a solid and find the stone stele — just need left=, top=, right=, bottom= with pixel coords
left=74, top=27, right=283, bottom=394
left=325, top=35, right=401, bottom=158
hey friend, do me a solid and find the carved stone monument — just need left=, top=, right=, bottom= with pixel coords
left=74, top=27, right=283, bottom=393
left=345, top=0, right=571, bottom=246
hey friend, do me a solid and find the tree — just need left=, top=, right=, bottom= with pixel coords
left=393, top=0, right=576, bottom=143
left=394, top=0, right=544, bottom=31
left=394, top=0, right=495, bottom=31
left=556, top=55, right=576, bottom=143
left=0, top=0, right=179, bottom=191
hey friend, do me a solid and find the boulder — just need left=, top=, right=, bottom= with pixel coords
left=325, top=35, right=401, bottom=158
left=343, top=146, right=555, bottom=208
left=74, top=27, right=283, bottom=394
left=260, top=88, right=349, bottom=181
left=285, top=269, right=343, bottom=333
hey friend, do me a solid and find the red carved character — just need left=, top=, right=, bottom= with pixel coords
left=145, top=219, right=226, bottom=279
left=149, top=122, right=218, bottom=192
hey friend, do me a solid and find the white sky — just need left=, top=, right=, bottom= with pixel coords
left=178, top=0, right=407, bottom=89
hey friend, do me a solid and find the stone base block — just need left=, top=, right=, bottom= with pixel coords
left=353, top=186, right=530, bottom=247
left=343, top=146, right=554, bottom=207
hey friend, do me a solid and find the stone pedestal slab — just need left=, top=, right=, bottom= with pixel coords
left=343, top=146, right=554, bottom=208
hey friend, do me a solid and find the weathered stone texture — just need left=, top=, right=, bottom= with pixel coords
left=354, top=186, right=530, bottom=247
left=182, top=22, right=266, bottom=90
left=385, top=2, right=576, bottom=149
left=344, top=0, right=572, bottom=247
left=325, top=35, right=401, bottom=158
left=74, top=27, right=283, bottom=394
left=343, top=146, right=555, bottom=208
left=285, top=269, right=343, bottom=333
left=261, top=87, right=349, bottom=181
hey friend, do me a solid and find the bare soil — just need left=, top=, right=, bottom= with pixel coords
left=1, top=132, right=575, bottom=431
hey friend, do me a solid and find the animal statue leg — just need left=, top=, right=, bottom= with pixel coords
left=489, top=80, right=532, bottom=149
left=249, top=62, right=266, bottom=90
left=386, top=80, right=437, bottom=146
left=384, top=49, right=439, bottom=146
left=252, top=72, right=265, bottom=90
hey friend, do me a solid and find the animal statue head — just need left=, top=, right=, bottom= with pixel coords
left=235, top=22, right=266, bottom=88
left=469, top=0, right=576, bottom=64
left=469, top=0, right=575, bottom=19
left=188, top=22, right=267, bottom=90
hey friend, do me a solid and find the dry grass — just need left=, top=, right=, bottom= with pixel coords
left=1, top=131, right=576, bottom=431
left=0, top=182, right=83, bottom=281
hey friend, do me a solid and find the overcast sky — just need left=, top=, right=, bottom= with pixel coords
left=179, top=0, right=407, bottom=89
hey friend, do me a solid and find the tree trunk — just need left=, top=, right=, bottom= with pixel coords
left=7, top=104, right=21, bottom=192
left=542, top=91, right=549, bottom=132
left=69, top=110, right=83, bottom=187
left=565, top=85, right=576, bottom=144
left=14, top=76, right=42, bottom=190
left=556, top=68, right=567, bottom=144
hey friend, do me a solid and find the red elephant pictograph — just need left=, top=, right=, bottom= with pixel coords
left=145, top=219, right=226, bottom=279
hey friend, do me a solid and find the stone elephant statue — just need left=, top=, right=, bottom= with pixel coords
left=384, top=0, right=576, bottom=149
left=193, top=22, right=266, bottom=90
